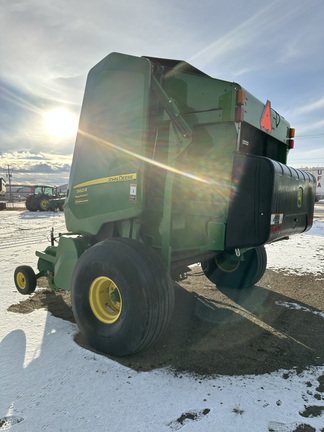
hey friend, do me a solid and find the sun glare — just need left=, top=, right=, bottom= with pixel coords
left=45, top=108, right=78, bottom=138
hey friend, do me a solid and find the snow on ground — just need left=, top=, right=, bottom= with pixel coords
left=1, top=210, right=323, bottom=432
left=265, top=219, right=324, bottom=275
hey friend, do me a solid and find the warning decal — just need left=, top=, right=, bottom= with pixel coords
left=270, top=213, right=283, bottom=225
left=260, top=100, right=272, bottom=133
left=130, top=184, right=137, bottom=203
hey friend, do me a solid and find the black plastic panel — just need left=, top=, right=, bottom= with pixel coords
left=225, top=153, right=316, bottom=249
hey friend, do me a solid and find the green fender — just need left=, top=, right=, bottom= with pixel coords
left=36, top=236, right=91, bottom=291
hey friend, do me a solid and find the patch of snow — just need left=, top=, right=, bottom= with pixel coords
left=266, top=228, right=324, bottom=275
left=306, top=219, right=324, bottom=236
left=276, top=301, right=324, bottom=318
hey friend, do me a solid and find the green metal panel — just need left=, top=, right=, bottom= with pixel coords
left=207, top=221, right=227, bottom=250
left=142, top=118, right=237, bottom=255
left=54, top=236, right=91, bottom=290
left=65, top=53, right=151, bottom=235
left=218, top=89, right=238, bottom=121
left=243, top=90, right=290, bottom=144
left=36, top=237, right=91, bottom=290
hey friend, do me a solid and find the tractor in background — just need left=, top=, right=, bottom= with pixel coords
left=25, top=185, right=66, bottom=211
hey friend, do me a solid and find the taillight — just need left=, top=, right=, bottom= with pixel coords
left=237, top=89, right=246, bottom=106
left=235, top=106, right=245, bottom=122
left=288, top=128, right=295, bottom=149
left=235, top=89, right=245, bottom=122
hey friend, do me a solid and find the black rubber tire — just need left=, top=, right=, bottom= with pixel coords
left=71, top=238, right=175, bottom=356
left=14, top=265, right=37, bottom=295
left=201, top=246, right=267, bottom=291
left=25, top=195, right=38, bottom=212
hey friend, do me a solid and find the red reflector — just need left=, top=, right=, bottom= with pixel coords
left=271, top=225, right=281, bottom=233
left=260, top=100, right=272, bottom=133
left=288, top=139, right=294, bottom=149
left=235, top=106, right=244, bottom=122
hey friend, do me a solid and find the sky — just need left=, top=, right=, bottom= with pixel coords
left=1, top=0, right=324, bottom=185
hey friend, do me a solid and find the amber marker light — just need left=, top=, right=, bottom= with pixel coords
left=288, top=128, right=295, bottom=149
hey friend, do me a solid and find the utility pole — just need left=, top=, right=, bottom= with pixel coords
left=6, top=165, right=13, bottom=203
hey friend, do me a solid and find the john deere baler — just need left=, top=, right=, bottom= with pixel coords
left=14, top=52, right=316, bottom=356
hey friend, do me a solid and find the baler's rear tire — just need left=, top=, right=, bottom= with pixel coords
left=14, top=265, right=37, bottom=295
left=71, top=238, right=175, bottom=356
left=201, top=246, right=267, bottom=292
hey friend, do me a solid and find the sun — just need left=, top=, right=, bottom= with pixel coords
left=44, top=108, right=78, bottom=138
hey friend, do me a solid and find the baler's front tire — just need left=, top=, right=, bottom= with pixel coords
left=71, top=238, right=174, bottom=356
left=201, top=246, right=267, bottom=292
left=14, top=265, right=37, bottom=295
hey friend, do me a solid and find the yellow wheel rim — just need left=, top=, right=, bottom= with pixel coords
left=89, top=276, right=122, bottom=324
left=215, top=254, right=240, bottom=273
left=16, top=272, right=27, bottom=290
left=40, top=199, right=49, bottom=210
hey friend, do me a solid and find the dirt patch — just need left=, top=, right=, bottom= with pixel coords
left=8, top=279, right=74, bottom=323
left=8, top=266, right=324, bottom=377
left=299, top=405, right=324, bottom=418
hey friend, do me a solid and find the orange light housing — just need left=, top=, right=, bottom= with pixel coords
left=237, top=89, right=246, bottom=106
left=235, top=106, right=244, bottom=122
left=288, top=128, right=295, bottom=149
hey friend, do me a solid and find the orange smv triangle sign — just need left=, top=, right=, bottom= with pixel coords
left=260, top=100, right=272, bottom=133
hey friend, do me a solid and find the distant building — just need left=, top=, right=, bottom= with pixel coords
left=0, top=178, right=6, bottom=196
left=305, top=168, right=324, bottom=202
left=2, top=183, right=68, bottom=202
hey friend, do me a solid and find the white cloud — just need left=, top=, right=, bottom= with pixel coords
left=0, top=150, right=72, bottom=185
left=1, top=0, right=324, bottom=177
left=294, top=97, right=324, bottom=116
